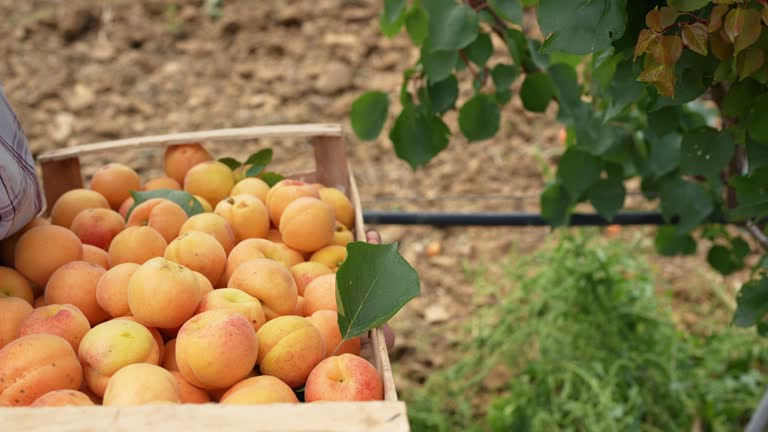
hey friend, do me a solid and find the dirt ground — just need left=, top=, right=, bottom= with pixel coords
left=0, top=0, right=750, bottom=395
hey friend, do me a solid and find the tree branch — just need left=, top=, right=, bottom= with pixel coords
left=747, top=221, right=768, bottom=252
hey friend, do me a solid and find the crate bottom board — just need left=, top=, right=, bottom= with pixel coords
left=0, top=401, right=409, bottom=432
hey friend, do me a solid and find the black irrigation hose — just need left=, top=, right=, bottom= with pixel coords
left=362, top=211, right=694, bottom=227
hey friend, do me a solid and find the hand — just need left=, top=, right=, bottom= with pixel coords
left=364, top=230, right=396, bottom=351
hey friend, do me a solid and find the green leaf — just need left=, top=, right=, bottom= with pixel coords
left=336, top=241, right=420, bottom=340
left=732, top=237, right=751, bottom=261
left=421, top=45, right=458, bottom=83
left=464, top=33, right=493, bottom=66
left=243, top=149, right=273, bottom=178
left=680, top=128, right=735, bottom=177
left=667, top=0, right=709, bottom=12
left=733, top=277, right=768, bottom=327
left=380, top=0, right=407, bottom=37
left=747, top=136, right=768, bottom=173
left=587, top=178, right=625, bottom=221
left=405, top=6, right=429, bottom=45
left=748, top=93, right=768, bottom=144
left=537, top=0, right=628, bottom=55
left=126, top=189, right=205, bottom=220
left=218, top=157, right=241, bottom=170
left=659, top=178, right=714, bottom=233
left=489, top=0, right=522, bottom=24
left=548, top=63, right=581, bottom=114
left=259, top=172, right=285, bottom=187
left=390, top=105, right=450, bottom=169
left=604, top=59, right=644, bottom=119
left=655, top=226, right=697, bottom=256
left=458, top=94, right=500, bottom=142
left=427, top=75, right=458, bottom=114
left=540, top=182, right=571, bottom=227
left=520, top=72, right=555, bottom=112
left=645, top=131, right=682, bottom=177
left=424, top=0, right=478, bottom=52
left=723, top=79, right=761, bottom=117
left=557, top=148, right=602, bottom=200
left=504, top=28, right=530, bottom=67
left=350, top=91, right=390, bottom=141
left=707, top=245, right=740, bottom=276
left=491, top=64, right=519, bottom=89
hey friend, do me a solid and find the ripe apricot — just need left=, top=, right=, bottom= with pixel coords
left=220, top=375, right=298, bottom=405
left=197, top=288, right=266, bottom=333
left=126, top=198, right=188, bottom=243
left=228, top=258, right=298, bottom=321
left=107, top=226, right=168, bottom=267
left=266, top=180, right=320, bottom=226
left=0, top=266, right=34, bottom=304
left=330, top=222, right=354, bottom=247
left=18, top=304, right=91, bottom=352
left=127, top=257, right=202, bottom=329
left=0, top=216, right=49, bottom=267
left=255, top=315, right=325, bottom=388
left=164, top=231, right=226, bottom=287
left=44, top=261, right=109, bottom=326
left=307, top=310, right=361, bottom=357
left=144, top=176, right=181, bottom=191
left=118, top=197, right=134, bottom=219
left=170, top=371, right=211, bottom=404
left=164, top=143, right=213, bottom=184
left=50, top=188, right=110, bottom=228
left=183, top=161, right=235, bottom=208
left=30, top=389, right=94, bottom=407
left=95, top=263, right=140, bottom=318
left=102, top=363, right=180, bottom=406
left=90, top=163, right=142, bottom=209
left=230, top=177, right=270, bottom=203
left=70, top=208, right=126, bottom=250
left=318, top=187, right=355, bottom=229
left=279, top=197, right=335, bottom=253
left=81, top=245, right=110, bottom=269
left=214, top=194, right=270, bottom=242
left=179, top=213, right=236, bottom=255
left=305, top=354, right=383, bottom=402
left=303, top=274, right=337, bottom=316
left=0, top=297, right=33, bottom=349
left=289, top=262, right=332, bottom=296
left=15, top=225, right=83, bottom=287
left=310, top=245, right=348, bottom=272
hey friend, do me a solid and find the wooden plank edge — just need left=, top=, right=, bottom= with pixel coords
left=0, top=401, right=410, bottom=432
left=37, top=124, right=344, bottom=162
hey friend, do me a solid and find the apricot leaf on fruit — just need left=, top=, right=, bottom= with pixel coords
left=258, top=172, right=285, bottom=187
left=244, top=149, right=273, bottom=178
left=336, top=241, right=420, bottom=340
left=126, top=189, right=205, bottom=220
left=218, top=157, right=241, bottom=170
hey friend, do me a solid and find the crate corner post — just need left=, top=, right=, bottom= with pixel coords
left=39, top=156, right=83, bottom=215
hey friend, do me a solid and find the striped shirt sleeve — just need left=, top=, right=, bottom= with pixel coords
left=0, top=86, right=46, bottom=240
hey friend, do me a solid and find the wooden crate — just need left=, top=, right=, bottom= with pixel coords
left=0, top=124, right=410, bottom=432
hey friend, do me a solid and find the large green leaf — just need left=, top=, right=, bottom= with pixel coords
left=244, top=149, right=273, bottom=178
left=489, top=0, right=522, bottom=24
left=421, top=43, right=458, bottom=83
left=336, top=242, right=420, bottom=340
left=491, top=64, right=520, bottom=89
left=537, top=0, right=628, bottom=55
left=587, top=178, right=625, bottom=221
left=645, top=131, right=682, bottom=177
left=654, top=226, right=697, bottom=256
left=405, top=6, right=429, bottom=45
left=351, top=91, right=390, bottom=141
left=680, top=128, right=735, bottom=177
left=126, top=189, right=205, bottom=220
left=520, top=72, right=555, bottom=112
left=380, top=0, right=407, bottom=36
left=458, top=93, right=500, bottom=142
left=540, top=182, right=572, bottom=227
left=424, top=0, right=478, bottom=52
left=659, top=178, right=714, bottom=233
left=390, top=105, right=450, bottom=169
left=733, top=277, right=768, bottom=328
left=557, top=148, right=602, bottom=200
left=464, top=33, right=493, bottom=66
left=428, top=75, right=459, bottom=114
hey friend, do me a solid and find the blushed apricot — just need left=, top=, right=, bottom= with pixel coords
left=0, top=297, right=33, bottom=349
left=318, top=187, right=355, bottom=229
left=0, top=266, right=34, bottom=304
left=30, top=389, right=94, bottom=407
left=266, top=180, right=320, bottom=226
left=18, top=304, right=91, bottom=352
left=214, top=194, right=270, bottom=242
left=225, top=239, right=302, bottom=276
left=164, top=143, right=213, bottom=184
left=126, top=198, right=188, bottom=243
left=307, top=310, right=361, bottom=357
left=44, top=261, right=109, bottom=326
left=179, top=213, right=236, bottom=255
left=304, top=353, right=383, bottom=402
left=108, top=226, right=168, bottom=267
left=228, top=259, right=297, bottom=321
left=118, top=197, right=134, bottom=219
left=230, top=177, right=270, bottom=203
left=90, top=163, right=142, bottom=210
left=290, top=262, right=333, bottom=296
left=183, top=161, right=235, bottom=208
left=95, top=263, right=140, bottom=318
left=255, top=315, right=325, bottom=388
left=279, top=197, right=335, bottom=253
left=303, top=274, right=337, bottom=316
left=170, top=371, right=211, bottom=404
left=220, top=375, right=298, bottom=405
left=15, top=225, right=83, bottom=287
left=102, top=363, right=180, bottom=406
left=144, top=176, right=181, bottom=191
left=0, top=216, right=49, bottom=267
left=50, top=189, right=110, bottom=228
left=127, top=257, right=202, bottom=329
left=197, top=288, right=266, bottom=332
left=70, top=208, right=126, bottom=250
left=81, top=245, right=110, bottom=269
left=164, top=231, right=226, bottom=286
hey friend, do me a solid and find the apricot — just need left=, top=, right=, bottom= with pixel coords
left=279, top=197, right=335, bottom=253
left=162, top=339, right=179, bottom=371
left=82, top=245, right=109, bottom=269
left=118, top=197, right=134, bottom=219
left=223, top=240, right=266, bottom=284
left=214, top=194, right=270, bottom=242
left=194, top=195, right=213, bottom=212
left=108, top=226, right=168, bottom=267
left=126, top=198, right=188, bottom=243
left=78, top=318, right=160, bottom=397
left=290, top=262, right=333, bottom=296
left=255, top=315, right=325, bottom=388
left=228, top=258, right=298, bottom=321
left=0, top=216, right=50, bottom=267
left=183, top=161, right=235, bottom=208
left=305, top=353, right=384, bottom=402
left=18, top=304, right=91, bottom=352
left=70, top=208, right=126, bottom=250
left=318, top=187, right=355, bottom=229
left=50, top=188, right=110, bottom=228
left=44, top=261, right=108, bottom=326
left=230, top=177, right=270, bottom=203
left=220, top=375, right=298, bottom=405
left=175, top=309, right=259, bottom=390
left=310, top=245, right=348, bottom=272
left=114, top=316, right=165, bottom=362
left=303, top=274, right=337, bottom=316
left=102, top=363, right=180, bottom=406
left=207, top=370, right=257, bottom=402
left=170, top=371, right=211, bottom=404
left=226, top=239, right=302, bottom=275
left=164, top=231, right=226, bottom=286
left=90, top=163, right=142, bottom=209
left=197, top=288, right=266, bottom=332
left=179, top=213, right=236, bottom=255
left=307, top=310, right=361, bottom=357
left=30, top=389, right=94, bottom=407
left=127, top=257, right=202, bottom=329
left=95, top=263, right=140, bottom=318
left=15, top=225, right=83, bottom=286
left=331, top=222, right=355, bottom=247
left=0, top=297, right=33, bottom=349
left=0, top=266, right=34, bottom=304
left=144, top=176, right=181, bottom=191
left=266, top=180, right=321, bottom=226
left=164, top=143, right=213, bottom=184
left=193, top=271, right=214, bottom=297
left=0, top=334, right=83, bottom=406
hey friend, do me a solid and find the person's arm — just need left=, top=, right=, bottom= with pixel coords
left=0, top=86, right=46, bottom=240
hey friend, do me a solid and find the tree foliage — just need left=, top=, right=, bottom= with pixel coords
left=352, top=0, right=768, bottom=333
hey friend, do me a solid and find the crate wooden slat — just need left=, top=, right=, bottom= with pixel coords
left=3, top=124, right=409, bottom=431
